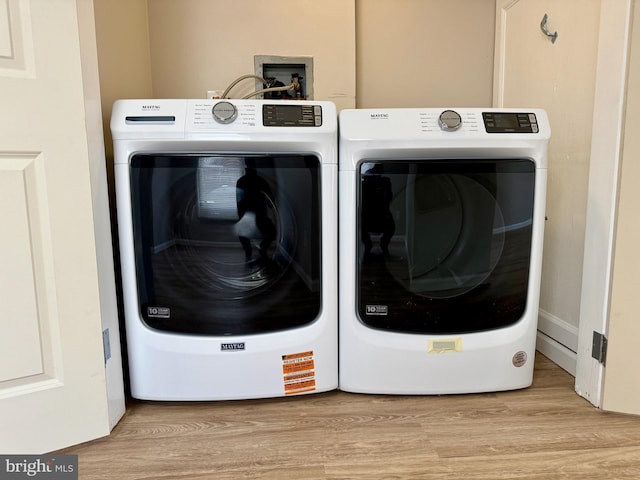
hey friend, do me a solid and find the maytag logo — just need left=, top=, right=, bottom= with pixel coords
left=221, top=342, right=245, bottom=351
left=370, top=113, right=389, bottom=120
left=142, top=104, right=161, bottom=111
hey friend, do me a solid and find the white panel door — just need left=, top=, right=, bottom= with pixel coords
left=596, top=2, right=640, bottom=415
left=494, top=0, right=600, bottom=375
left=0, top=0, right=112, bottom=452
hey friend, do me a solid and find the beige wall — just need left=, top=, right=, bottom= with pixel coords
left=94, top=0, right=152, bottom=160
left=356, top=0, right=495, bottom=108
left=146, top=0, right=356, bottom=111
left=94, top=1, right=496, bottom=113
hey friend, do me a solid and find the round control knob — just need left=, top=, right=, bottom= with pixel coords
left=438, top=110, right=462, bottom=131
left=212, top=101, right=238, bottom=124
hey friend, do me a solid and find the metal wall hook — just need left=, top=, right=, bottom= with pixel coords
left=540, top=14, right=558, bottom=44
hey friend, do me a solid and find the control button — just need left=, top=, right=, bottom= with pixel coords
left=212, top=101, right=238, bottom=124
left=439, top=110, right=462, bottom=131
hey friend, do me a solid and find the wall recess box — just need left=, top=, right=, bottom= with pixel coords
left=254, top=55, right=314, bottom=100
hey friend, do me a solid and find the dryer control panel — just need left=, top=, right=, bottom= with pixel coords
left=482, top=112, right=539, bottom=133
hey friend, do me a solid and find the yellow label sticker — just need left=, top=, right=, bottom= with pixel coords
left=428, top=338, right=463, bottom=353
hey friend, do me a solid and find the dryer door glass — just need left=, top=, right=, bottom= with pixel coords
left=357, top=159, right=536, bottom=334
left=130, top=154, right=322, bottom=335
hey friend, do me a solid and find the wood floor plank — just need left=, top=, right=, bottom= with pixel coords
left=57, top=354, right=640, bottom=479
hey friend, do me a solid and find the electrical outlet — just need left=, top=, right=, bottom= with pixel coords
left=254, top=55, right=314, bottom=100
left=207, top=90, right=222, bottom=99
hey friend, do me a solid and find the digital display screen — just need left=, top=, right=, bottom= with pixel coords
left=483, top=112, right=538, bottom=133
left=263, top=104, right=322, bottom=127
left=494, top=114, right=519, bottom=129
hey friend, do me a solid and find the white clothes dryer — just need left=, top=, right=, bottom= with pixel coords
left=338, top=108, right=550, bottom=394
left=112, top=99, right=337, bottom=400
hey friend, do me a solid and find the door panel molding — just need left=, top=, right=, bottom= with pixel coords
left=0, top=152, right=63, bottom=397
left=0, top=0, right=35, bottom=77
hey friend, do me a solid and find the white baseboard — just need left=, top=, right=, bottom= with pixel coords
left=537, top=309, right=579, bottom=351
left=536, top=331, right=577, bottom=376
left=536, top=309, right=578, bottom=376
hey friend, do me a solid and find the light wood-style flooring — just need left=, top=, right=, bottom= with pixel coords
left=59, top=354, right=640, bottom=479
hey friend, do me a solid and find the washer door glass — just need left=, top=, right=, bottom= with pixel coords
left=358, top=159, right=536, bottom=334
left=130, top=154, right=322, bottom=335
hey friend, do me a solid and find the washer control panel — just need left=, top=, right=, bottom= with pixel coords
left=482, top=112, right=539, bottom=133
left=263, top=104, right=323, bottom=127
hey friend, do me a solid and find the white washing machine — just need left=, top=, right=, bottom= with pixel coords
left=338, top=108, right=550, bottom=394
left=112, top=99, right=337, bottom=400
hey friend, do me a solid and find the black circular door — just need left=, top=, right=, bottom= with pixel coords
left=130, top=154, right=322, bottom=335
left=357, top=159, right=536, bottom=334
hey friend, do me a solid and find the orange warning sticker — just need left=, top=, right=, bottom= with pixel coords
left=282, top=351, right=314, bottom=361
left=284, top=380, right=316, bottom=394
left=282, top=350, right=316, bottom=395
left=283, top=359, right=315, bottom=374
